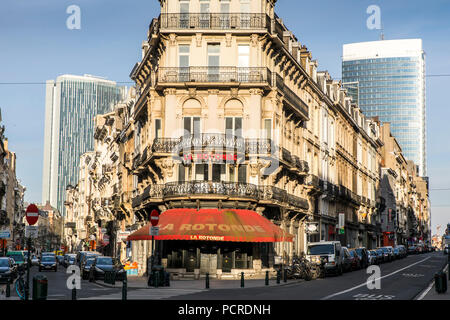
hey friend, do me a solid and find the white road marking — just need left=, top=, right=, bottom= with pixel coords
left=415, top=264, right=449, bottom=300
left=321, top=256, right=432, bottom=300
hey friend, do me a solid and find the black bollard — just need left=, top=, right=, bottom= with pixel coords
left=205, top=273, right=210, bottom=289
left=72, top=279, right=76, bottom=300
left=283, top=268, right=287, bottom=283
left=276, top=269, right=281, bottom=284
left=240, top=272, right=244, bottom=288
left=265, top=271, right=269, bottom=286
left=6, top=277, right=10, bottom=297
left=122, top=276, right=127, bottom=301
left=155, top=271, right=159, bottom=288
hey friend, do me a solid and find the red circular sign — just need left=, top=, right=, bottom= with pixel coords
left=150, top=210, right=159, bottom=227
left=26, top=204, right=39, bottom=226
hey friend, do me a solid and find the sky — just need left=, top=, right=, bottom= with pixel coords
left=0, top=0, right=449, bottom=236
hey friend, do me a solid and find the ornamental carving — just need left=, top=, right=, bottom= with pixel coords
left=155, top=158, right=175, bottom=178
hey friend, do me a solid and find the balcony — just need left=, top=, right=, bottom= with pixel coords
left=131, top=181, right=308, bottom=211
left=152, top=134, right=272, bottom=155
left=157, top=67, right=271, bottom=86
left=160, top=13, right=269, bottom=31
left=306, top=174, right=320, bottom=188
left=272, top=74, right=309, bottom=120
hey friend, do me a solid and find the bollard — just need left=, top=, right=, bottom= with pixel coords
left=72, top=279, right=77, bottom=300
left=265, top=271, right=269, bottom=286
left=276, top=269, right=281, bottom=284
left=6, top=278, right=10, bottom=297
left=435, top=271, right=447, bottom=294
left=283, top=268, right=287, bottom=283
left=240, top=272, right=244, bottom=288
left=155, top=270, right=159, bottom=288
left=122, top=275, right=127, bottom=301
left=205, top=273, right=210, bottom=289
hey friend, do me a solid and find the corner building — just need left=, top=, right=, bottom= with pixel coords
left=126, top=0, right=382, bottom=277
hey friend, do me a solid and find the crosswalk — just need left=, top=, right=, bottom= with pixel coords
left=80, top=288, right=206, bottom=300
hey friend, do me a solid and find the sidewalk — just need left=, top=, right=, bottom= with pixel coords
left=419, top=264, right=450, bottom=300
left=96, top=276, right=304, bottom=290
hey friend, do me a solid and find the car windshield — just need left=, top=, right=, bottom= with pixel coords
left=96, top=258, right=113, bottom=265
left=69, top=257, right=75, bottom=261
left=381, top=248, right=389, bottom=253
left=42, top=257, right=55, bottom=262
left=307, top=244, right=334, bottom=255
left=349, top=251, right=357, bottom=257
left=355, top=249, right=363, bottom=255
left=0, top=259, right=9, bottom=267
left=85, top=259, right=95, bottom=266
left=9, top=254, right=24, bottom=262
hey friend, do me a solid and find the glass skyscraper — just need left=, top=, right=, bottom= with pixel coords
left=42, top=74, right=125, bottom=214
left=342, top=39, right=426, bottom=176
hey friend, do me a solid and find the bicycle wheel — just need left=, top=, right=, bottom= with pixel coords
left=15, top=279, right=25, bottom=300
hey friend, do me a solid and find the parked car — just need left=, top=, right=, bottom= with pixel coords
left=341, top=247, right=353, bottom=272
left=89, top=256, right=126, bottom=282
left=56, top=255, right=65, bottom=265
left=41, top=252, right=56, bottom=259
left=39, top=255, right=58, bottom=272
left=0, top=257, right=17, bottom=284
left=378, top=247, right=390, bottom=262
left=408, top=245, right=417, bottom=255
left=375, top=249, right=384, bottom=264
left=306, top=241, right=345, bottom=276
left=81, top=257, right=96, bottom=280
left=348, top=249, right=362, bottom=270
left=76, top=251, right=100, bottom=268
left=6, top=251, right=26, bottom=269
left=392, top=247, right=400, bottom=259
left=354, top=248, right=370, bottom=268
left=368, top=250, right=378, bottom=265
left=63, top=254, right=77, bottom=268
left=396, top=245, right=407, bottom=258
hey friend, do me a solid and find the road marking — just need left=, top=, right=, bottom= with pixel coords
left=353, top=293, right=395, bottom=300
left=321, top=256, right=431, bottom=300
left=416, top=264, right=449, bottom=300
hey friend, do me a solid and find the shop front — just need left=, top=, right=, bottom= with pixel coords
left=127, top=208, right=293, bottom=278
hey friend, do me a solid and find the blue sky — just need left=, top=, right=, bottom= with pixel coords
left=0, top=0, right=449, bottom=235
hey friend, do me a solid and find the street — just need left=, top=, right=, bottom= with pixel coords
left=2, top=251, right=446, bottom=300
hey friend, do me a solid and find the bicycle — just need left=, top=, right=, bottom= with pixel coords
left=15, top=268, right=27, bottom=300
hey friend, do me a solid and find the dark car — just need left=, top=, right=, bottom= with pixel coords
left=355, top=248, right=369, bottom=268
left=380, top=247, right=393, bottom=262
left=375, top=249, right=384, bottom=264
left=0, top=257, right=17, bottom=284
left=341, top=247, right=353, bottom=272
left=6, top=251, right=26, bottom=270
left=63, top=254, right=76, bottom=268
left=76, top=251, right=100, bottom=268
left=39, top=255, right=58, bottom=272
left=89, top=256, right=125, bottom=282
left=368, top=250, right=378, bottom=265
left=408, top=245, right=417, bottom=255
left=81, top=258, right=96, bottom=280
left=56, top=255, right=65, bottom=266
left=348, top=249, right=362, bottom=270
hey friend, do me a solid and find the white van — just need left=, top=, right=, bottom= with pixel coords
left=306, top=241, right=344, bottom=275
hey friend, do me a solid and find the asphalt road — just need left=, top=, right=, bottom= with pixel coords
left=3, top=251, right=447, bottom=300
left=168, top=251, right=448, bottom=300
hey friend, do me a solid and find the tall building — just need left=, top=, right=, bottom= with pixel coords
left=42, top=74, right=125, bottom=214
left=342, top=39, right=426, bottom=176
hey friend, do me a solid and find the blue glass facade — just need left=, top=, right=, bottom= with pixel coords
left=342, top=56, right=426, bottom=175
left=42, top=75, right=125, bottom=214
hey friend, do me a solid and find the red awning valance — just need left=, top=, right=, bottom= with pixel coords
left=127, top=209, right=293, bottom=243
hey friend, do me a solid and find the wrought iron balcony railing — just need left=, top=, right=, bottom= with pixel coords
left=152, top=134, right=272, bottom=155
left=158, top=67, right=271, bottom=84
left=160, top=13, right=269, bottom=30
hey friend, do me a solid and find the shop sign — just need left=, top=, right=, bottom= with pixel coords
left=0, top=228, right=11, bottom=239
left=182, top=153, right=242, bottom=164
left=338, top=213, right=345, bottom=229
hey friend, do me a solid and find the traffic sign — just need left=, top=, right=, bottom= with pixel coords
left=25, top=226, right=38, bottom=238
left=26, top=204, right=39, bottom=226
left=150, top=226, right=159, bottom=236
left=150, top=210, right=159, bottom=227
left=0, top=228, right=11, bottom=239
left=339, top=228, right=345, bottom=235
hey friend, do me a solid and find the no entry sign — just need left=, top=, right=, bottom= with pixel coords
left=26, top=204, right=39, bottom=226
left=150, top=210, right=159, bottom=227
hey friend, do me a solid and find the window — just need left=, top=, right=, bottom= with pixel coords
left=200, top=0, right=210, bottom=28
left=238, top=45, right=250, bottom=81
left=184, top=117, right=201, bottom=137
left=220, top=0, right=230, bottom=28
left=264, top=119, right=272, bottom=140
left=195, top=164, right=208, bottom=181
left=180, top=1, right=189, bottom=28
left=238, top=164, right=247, bottom=183
left=179, top=45, right=190, bottom=81
left=155, top=119, right=161, bottom=140
left=225, top=117, right=242, bottom=137
left=212, top=164, right=226, bottom=182
left=178, top=164, right=186, bottom=182
left=208, top=44, right=220, bottom=81
left=240, top=0, right=250, bottom=27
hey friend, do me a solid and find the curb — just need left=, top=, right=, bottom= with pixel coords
left=92, top=278, right=305, bottom=290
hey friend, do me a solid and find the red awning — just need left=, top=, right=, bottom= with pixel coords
left=127, top=209, right=293, bottom=243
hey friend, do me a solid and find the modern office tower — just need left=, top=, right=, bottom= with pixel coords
left=342, top=39, right=426, bottom=176
left=42, top=74, right=125, bottom=213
